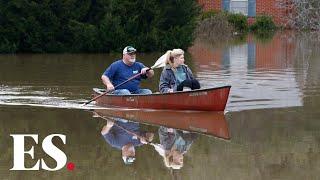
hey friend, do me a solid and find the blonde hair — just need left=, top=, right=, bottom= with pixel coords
left=164, top=49, right=184, bottom=68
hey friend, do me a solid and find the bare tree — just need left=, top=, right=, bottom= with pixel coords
left=276, top=0, right=320, bottom=30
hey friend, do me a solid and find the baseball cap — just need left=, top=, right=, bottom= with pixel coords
left=123, top=46, right=137, bottom=54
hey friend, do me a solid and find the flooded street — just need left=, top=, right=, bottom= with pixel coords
left=0, top=31, right=319, bottom=179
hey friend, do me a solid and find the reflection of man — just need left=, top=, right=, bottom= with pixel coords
left=157, top=127, right=198, bottom=169
left=101, top=119, right=153, bottom=165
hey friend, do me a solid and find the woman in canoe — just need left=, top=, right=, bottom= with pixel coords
left=159, top=48, right=200, bottom=93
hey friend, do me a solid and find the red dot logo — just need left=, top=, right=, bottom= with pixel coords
left=67, top=162, right=75, bottom=171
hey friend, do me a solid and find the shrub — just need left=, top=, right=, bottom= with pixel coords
left=196, top=12, right=234, bottom=42
left=199, top=11, right=248, bottom=35
left=68, top=20, right=100, bottom=52
left=199, top=10, right=219, bottom=20
left=0, top=39, right=18, bottom=53
left=250, top=15, right=276, bottom=35
left=227, top=13, right=248, bottom=33
left=0, top=0, right=201, bottom=53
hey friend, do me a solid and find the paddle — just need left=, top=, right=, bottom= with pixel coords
left=82, top=53, right=167, bottom=106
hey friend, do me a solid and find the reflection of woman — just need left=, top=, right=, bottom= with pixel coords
left=158, top=126, right=198, bottom=169
left=159, top=49, right=200, bottom=93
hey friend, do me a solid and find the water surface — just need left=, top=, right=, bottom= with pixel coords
left=0, top=31, right=319, bottom=179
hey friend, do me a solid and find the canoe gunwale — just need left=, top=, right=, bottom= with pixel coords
left=93, top=85, right=231, bottom=96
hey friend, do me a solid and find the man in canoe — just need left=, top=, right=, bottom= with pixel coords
left=101, top=46, right=154, bottom=95
left=101, top=119, right=154, bottom=165
left=159, top=49, right=200, bottom=93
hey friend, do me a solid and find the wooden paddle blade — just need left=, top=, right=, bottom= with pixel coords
left=151, top=53, right=167, bottom=69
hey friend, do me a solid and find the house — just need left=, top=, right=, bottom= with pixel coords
left=198, top=0, right=286, bottom=25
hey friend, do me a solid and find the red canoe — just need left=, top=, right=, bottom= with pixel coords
left=93, top=86, right=231, bottom=111
left=93, top=108, right=230, bottom=139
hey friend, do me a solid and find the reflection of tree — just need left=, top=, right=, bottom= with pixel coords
left=292, top=31, right=320, bottom=108
left=294, top=32, right=320, bottom=63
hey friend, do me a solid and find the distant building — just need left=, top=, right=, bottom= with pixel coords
left=198, top=0, right=287, bottom=25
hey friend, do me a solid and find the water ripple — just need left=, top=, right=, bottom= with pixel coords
left=0, top=85, right=102, bottom=110
left=197, top=68, right=303, bottom=112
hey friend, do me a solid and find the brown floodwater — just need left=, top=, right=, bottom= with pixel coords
left=0, top=31, right=319, bottom=179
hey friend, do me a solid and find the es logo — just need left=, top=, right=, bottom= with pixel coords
left=10, top=134, right=70, bottom=171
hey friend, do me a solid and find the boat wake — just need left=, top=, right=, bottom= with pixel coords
left=0, top=85, right=105, bottom=110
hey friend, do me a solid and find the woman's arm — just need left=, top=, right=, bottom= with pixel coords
left=159, top=70, right=174, bottom=93
left=185, top=66, right=195, bottom=79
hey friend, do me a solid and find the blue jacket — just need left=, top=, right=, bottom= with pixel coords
left=159, top=64, right=194, bottom=93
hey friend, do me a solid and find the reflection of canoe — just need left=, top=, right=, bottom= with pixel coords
left=94, top=108, right=230, bottom=140
left=93, top=86, right=231, bottom=111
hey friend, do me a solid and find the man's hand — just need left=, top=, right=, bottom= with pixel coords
left=101, top=120, right=114, bottom=135
left=106, top=83, right=115, bottom=91
left=106, top=120, right=114, bottom=128
left=141, top=67, right=150, bottom=75
left=141, top=67, right=154, bottom=78
left=101, top=75, right=115, bottom=91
